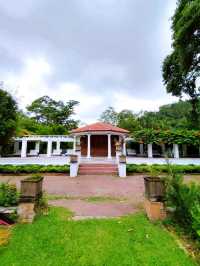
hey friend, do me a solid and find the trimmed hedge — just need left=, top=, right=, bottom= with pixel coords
left=0, top=164, right=70, bottom=174
left=127, top=164, right=200, bottom=174
left=1, top=163, right=200, bottom=174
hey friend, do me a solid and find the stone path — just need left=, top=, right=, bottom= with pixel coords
left=50, top=199, right=139, bottom=218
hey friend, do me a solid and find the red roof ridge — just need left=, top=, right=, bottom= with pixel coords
left=71, top=122, right=129, bottom=134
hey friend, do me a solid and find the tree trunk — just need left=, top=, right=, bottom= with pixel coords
left=190, top=98, right=200, bottom=129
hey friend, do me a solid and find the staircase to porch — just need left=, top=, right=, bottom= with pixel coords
left=78, top=163, right=118, bottom=175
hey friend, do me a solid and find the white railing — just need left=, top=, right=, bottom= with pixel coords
left=15, top=135, right=74, bottom=142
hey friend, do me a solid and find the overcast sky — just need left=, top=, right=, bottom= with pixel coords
left=0, top=0, right=177, bottom=124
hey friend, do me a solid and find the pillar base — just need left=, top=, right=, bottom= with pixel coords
left=144, top=199, right=166, bottom=221
left=18, top=202, right=35, bottom=223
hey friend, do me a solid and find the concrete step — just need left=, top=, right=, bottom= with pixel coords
left=79, top=164, right=117, bottom=168
left=79, top=167, right=118, bottom=171
left=79, top=171, right=117, bottom=175
left=79, top=163, right=118, bottom=175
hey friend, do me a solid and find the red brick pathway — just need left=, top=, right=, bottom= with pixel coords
left=0, top=174, right=145, bottom=218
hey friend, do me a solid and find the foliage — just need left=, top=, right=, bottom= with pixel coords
left=27, top=96, right=79, bottom=131
left=132, top=128, right=200, bottom=145
left=127, top=164, right=200, bottom=174
left=117, top=109, right=140, bottom=132
left=25, top=174, right=43, bottom=182
left=165, top=166, right=200, bottom=240
left=162, top=0, right=200, bottom=127
left=0, top=164, right=69, bottom=174
left=0, top=183, right=19, bottom=207
left=37, top=193, right=49, bottom=214
left=99, top=107, right=140, bottom=131
left=191, top=203, right=200, bottom=238
left=99, top=106, right=118, bottom=125
left=100, top=100, right=200, bottom=134
left=0, top=208, right=196, bottom=265
left=16, top=112, right=69, bottom=136
left=139, top=100, right=200, bottom=130
left=0, top=87, right=18, bottom=154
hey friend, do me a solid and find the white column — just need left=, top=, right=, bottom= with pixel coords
left=108, top=134, right=112, bottom=159
left=173, top=144, right=179, bottom=159
left=56, top=141, right=60, bottom=151
left=47, top=140, right=52, bottom=157
left=123, top=138, right=126, bottom=155
left=21, top=140, right=27, bottom=158
left=147, top=144, right=153, bottom=158
left=73, top=136, right=76, bottom=152
left=139, top=143, right=144, bottom=155
left=35, top=141, right=40, bottom=153
left=87, top=134, right=91, bottom=158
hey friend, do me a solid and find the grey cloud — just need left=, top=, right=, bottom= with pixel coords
left=0, top=0, right=176, bottom=110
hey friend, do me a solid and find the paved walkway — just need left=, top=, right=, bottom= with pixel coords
left=0, top=174, right=144, bottom=218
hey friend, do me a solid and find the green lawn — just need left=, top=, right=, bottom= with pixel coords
left=0, top=208, right=197, bottom=266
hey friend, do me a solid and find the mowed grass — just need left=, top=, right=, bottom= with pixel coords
left=0, top=208, right=197, bottom=266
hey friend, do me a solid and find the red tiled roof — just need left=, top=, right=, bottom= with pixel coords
left=72, top=122, right=129, bottom=134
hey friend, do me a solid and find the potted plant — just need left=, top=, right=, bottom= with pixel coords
left=115, top=141, right=122, bottom=152
left=20, top=174, right=43, bottom=202
left=119, top=154, right=126, bottom=163
left=144, top=167, right=165, bottom=202
left=75, top=144, right=81, bottom=152
left=70, top=154, right=78, bottom=163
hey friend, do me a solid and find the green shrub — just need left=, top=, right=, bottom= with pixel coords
left=127, top=164, right=200, bottom=174
left=165, top=166, right=200, bottom=239
left=0, top=164, right=70, bottom=174
left=191, top=203, right=200, bottom=239
left=0, top=183, right=19, bottom=207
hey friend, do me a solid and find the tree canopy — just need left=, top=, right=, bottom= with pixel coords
left=99, top=107, right=139, bottom=131
left=99, top=107, right=118, bottom=126
left=26, top=96, right=79, bottom=133
left=0, top=87, right=18, bottom=153
left=162, top=0, right=200, bottom=127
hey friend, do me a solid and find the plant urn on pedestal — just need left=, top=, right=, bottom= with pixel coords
left=69, top=154, right=79, bottom=177
left=18, top=174, right=44, bottom=223
left=119, top=154, right=126, bottom=164
left=70, top=154, right=78, bottom=163
left=118, top=155, right=127, bottom=177
left=144, top=175, right=166, bottom=221
left=75, top=144, right=81, bottom=152
left=115, top=141, right=122, bottom=153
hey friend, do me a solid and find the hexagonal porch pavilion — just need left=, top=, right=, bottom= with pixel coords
left=71, top=122, right=129, bottom=159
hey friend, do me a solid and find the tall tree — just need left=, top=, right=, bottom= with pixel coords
left=0, top=87, right=18, bottom=154
left=99, top=107, right=118, bottom=125
left=162, top=0, right=200, bottom=127
left=118, top=110, right=140, bottom=132
left=27, top=96, right=79, bottom=131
